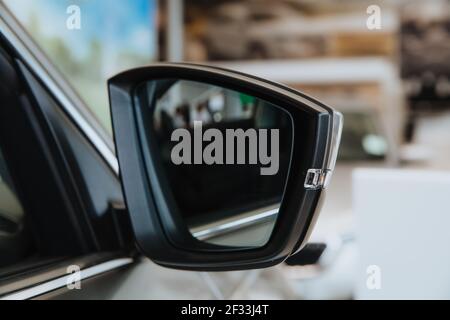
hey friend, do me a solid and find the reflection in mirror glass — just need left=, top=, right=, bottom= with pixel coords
left=142, top=79, right=293, bottom=248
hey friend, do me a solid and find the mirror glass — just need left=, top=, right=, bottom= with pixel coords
left=139, top=79, right=293, bottom=248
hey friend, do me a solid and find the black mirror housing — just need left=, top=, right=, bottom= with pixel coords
left=108, top=63, right=342, bottom=271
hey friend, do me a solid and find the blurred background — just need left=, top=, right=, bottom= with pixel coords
left=4, top=0, right=450, bottom=299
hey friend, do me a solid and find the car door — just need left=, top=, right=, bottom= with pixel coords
left=0, top=9, right=137, bottom=300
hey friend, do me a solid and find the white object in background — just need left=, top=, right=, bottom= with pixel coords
left=354, top=168, right=450, bottom=299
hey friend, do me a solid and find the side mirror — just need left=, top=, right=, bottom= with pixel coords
left=108, top=63, right=342, bottom=271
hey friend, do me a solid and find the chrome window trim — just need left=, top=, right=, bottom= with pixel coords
left=192, top=207, right=278, bottom=241
left=0, top=3, right=119, bottom=174
left=0, top=258, right=133, bottom=300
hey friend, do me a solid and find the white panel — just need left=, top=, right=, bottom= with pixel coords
left=354, top=168, right=450, bottom=299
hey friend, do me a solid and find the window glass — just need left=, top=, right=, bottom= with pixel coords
left=0, top=146, right=29, bottom=268
left=4, top=0, right=158, bottom=133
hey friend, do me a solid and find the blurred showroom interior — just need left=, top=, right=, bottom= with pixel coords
left=4, top=0, right=450, bottom=299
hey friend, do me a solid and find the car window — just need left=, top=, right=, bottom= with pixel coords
left=4, top=0, right=158, bottom=134
left=0, top=146, right=30, bottom=268
left=0, top=149, right=23, bottom=230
